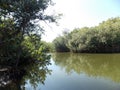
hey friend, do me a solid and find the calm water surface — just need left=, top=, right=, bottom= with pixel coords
left=26, top=53, right=120, bottom=90
left=1, top=53, right=120, bottom=90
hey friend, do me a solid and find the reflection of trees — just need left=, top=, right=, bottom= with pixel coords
left=0, top=59, right=51, bottom=90
left=52, top=53, right=120, bottom=82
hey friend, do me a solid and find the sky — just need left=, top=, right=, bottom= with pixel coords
left=41, top=0, right=120, bottom=42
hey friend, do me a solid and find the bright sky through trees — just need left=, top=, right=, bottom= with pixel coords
left=42, top=0, right=120, bottom=42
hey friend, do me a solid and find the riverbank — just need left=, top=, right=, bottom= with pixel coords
left=53, top=17, right=120, bottom=53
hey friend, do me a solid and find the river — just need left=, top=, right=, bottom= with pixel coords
left=1, top=53, right=120, bottom=90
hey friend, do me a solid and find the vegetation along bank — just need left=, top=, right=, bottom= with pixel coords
left=53, top=17, right=120, bottom=53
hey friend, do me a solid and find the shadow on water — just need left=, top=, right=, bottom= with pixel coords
left=52, top=53, right=120, bottom=83
left=1, top=53, right=120, bottom=90
left=0, top=60, right=51, bottom=90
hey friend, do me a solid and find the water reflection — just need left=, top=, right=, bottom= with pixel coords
left=52, top=53, right=120, bottom=82
left=1, top=53, right=120, bottom=90
left=0, top=60, right=51, bottom=90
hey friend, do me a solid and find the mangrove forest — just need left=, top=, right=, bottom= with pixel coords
left=53, top=17, right=120, bottom=53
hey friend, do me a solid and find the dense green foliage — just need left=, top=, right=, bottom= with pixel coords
left=53, top=36, right=70, bottom=52
left=41, top=41, right=54, bottom=52
left=0, top=0, right=55, bottom=67
left=53, top=17, right=120, bottom=53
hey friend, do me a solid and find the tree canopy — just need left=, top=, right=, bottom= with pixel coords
left=53, top=17, right=120, bottom=53
left=0, top=0, right=55, bottom=67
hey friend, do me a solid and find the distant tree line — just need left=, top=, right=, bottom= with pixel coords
left=53, top=17, right=120, bottom=53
